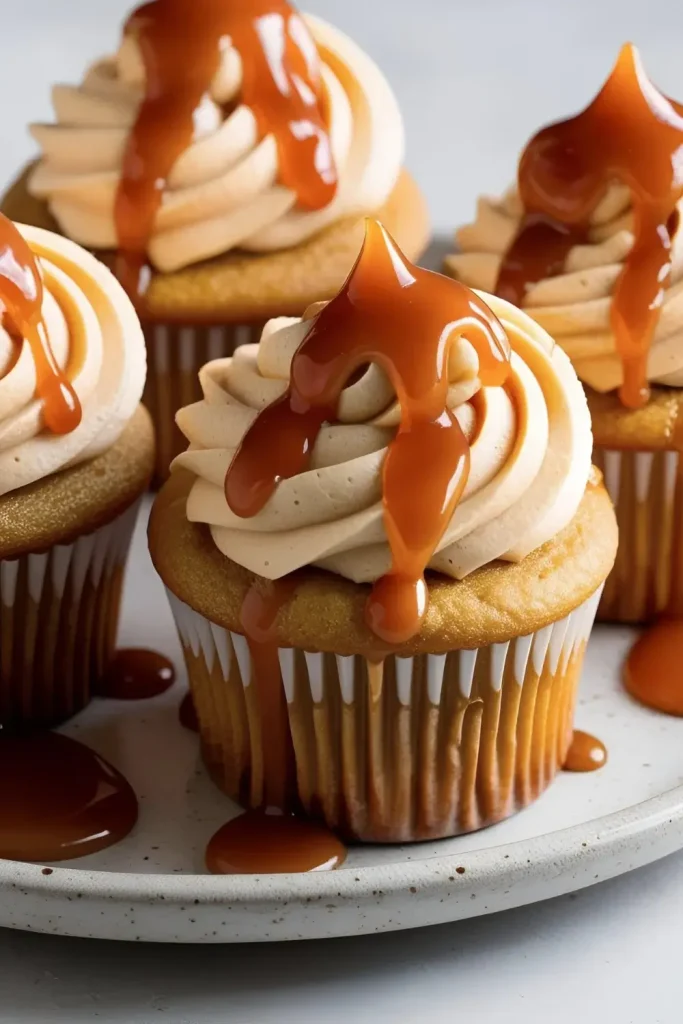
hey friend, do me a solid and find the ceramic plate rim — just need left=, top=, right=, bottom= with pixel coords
left=2, top=779, right=683, bottom=906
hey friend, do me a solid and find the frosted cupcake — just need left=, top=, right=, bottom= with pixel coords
left=149, top=221, right=616, bottom=842
left=4, top=0, right=429, bottom=482
left=446, top=45, right=683, bottom=624
left=0, top=214, right=152, bottom=729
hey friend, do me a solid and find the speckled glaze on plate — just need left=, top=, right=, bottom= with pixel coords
left=1, top=501, right=683, bottom=944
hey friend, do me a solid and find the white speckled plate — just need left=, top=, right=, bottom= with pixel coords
left=2, top=501, right=683, bottom=944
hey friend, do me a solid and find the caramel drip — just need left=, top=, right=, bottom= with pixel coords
left=497, top=43, right=683, bottom=408
left=116, top=0, right=336, bottom=299
left=239, top=579, right=297, bottom=809
left=208, top=581, right=346, bottom=869
left=625, top=619, right=683, bottom=716
left=622, top=418, right=683, bottom=714
left=226, top=221, right=510, bottom=644
left=206, top=809, right=346, bottom=874
left=563, top=730, right=607, bottom=772
left=0, top=213, right=81, bottom=434
left=0, top=733, right=137, bottom=862
left=99, top=649, right=176, bottom=700
left=179, top=692, right=199, bottom=732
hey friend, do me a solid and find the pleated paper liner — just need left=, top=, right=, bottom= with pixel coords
left=0, top=502, right=139, bottom=731
left=594, top=447, right=683, bottom=623
left=167, top=587, right=603, bottom=843
left=142, top=321, right=264, bottom=485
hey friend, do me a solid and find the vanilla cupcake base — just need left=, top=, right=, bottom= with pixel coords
left=150, top=472, right=617, bottom=842
left=0, top=503, right=139, bottom=730
left=168, top=588, right=601, bottom=841
left=0, top=405, right=154, bottom=730
left=588, top=388, right=683, bottom=624
left=595, top=449, right=681, bottom=621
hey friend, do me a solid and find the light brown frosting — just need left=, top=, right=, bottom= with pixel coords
left=0, top=225, right=146, bottom=496
left=27, top=14, right=404, bottom=273
left=446, top=185, right=683, bottom=394
left=172, top=294, right=593, bottom=584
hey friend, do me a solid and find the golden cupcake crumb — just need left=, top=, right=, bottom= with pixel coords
left=150, top=470, right=618, bottom=655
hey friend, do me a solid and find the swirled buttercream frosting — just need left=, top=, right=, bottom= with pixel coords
left=28, top=2, right=404, bottom=276
left=174, top=221, right=592, bottom=640
left=0, top=220, right=146, bottom=496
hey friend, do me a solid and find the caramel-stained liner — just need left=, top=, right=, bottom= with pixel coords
left=142, top=321, right=264, bottom=485
left=0, top=502, right=139, bottom=731
left=594, top=447, right=683, bottom=623
left=167, top=588, right=602, bottom=843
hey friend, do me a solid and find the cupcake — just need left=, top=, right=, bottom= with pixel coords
left=149, top=221, right=616, bottom=843
left=4, top=0, right=430, bottom=483
left=445, top=44, right=683, bottom=625
left=0, top=214, right=152, bottom=730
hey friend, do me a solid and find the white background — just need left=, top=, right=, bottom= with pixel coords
left=2, top=0, right=683, bottom=1020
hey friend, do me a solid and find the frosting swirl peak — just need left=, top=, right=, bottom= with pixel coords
left=28, top=4, right=404, bottom=275
left=175, top=223, right=592, bottom=641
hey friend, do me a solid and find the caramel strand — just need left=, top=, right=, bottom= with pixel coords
left=0, top=213, right=81, bottom=434
left=497, top=43, right=683, bottom=409
left=226, top=220, right=511, bottom=644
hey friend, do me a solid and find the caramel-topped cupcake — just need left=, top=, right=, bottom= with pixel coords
left=5, top=0, right=429, bottom=481
left=0, top=214, right=153, bottom=729
left=446, top=44, right=683, bottom=628
left=150, top=222, right=616, bottom=845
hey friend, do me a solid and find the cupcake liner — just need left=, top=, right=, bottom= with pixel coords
left=594, top=447, right=683, bottom=623
left=0, top=502, right=140, bottom=730
left=166, top=587, right=603, bottom=842
left=142, top=321, right=264, bottom=484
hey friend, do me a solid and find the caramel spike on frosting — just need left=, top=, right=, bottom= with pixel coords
left=498, top=43, right=683, bottom=409
left=225, top=220, right=510, bottom=643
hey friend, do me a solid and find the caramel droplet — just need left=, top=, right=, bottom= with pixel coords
left=179, top=692, right=199, bottom=732
left=563, top=730, right=607, bottom=772
left=625, top=619, right=683, bottom=716
left=99, top=649, right=176, bottom=701
left=0, top=733, right=137, bottom=862
left=206, top=810, right=347, bottom=874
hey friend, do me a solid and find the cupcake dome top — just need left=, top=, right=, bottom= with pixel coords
left=28, top=0, right=404, bottom=284
left=0, top=215, right=146, bottom=496
left=446, top=43, right=683, bottom=409
left=174, top=221, right=593, bottom=642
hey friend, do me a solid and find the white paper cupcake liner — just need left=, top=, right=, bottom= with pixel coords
left=166, top=586, right=603, bottom=842
left=0, top=502, right=140, bottom=730
left=594, top=447, right=683, bottom=622
left=142, top=321, right=264, bottom=484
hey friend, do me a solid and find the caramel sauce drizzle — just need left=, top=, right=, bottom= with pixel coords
left=0, top=213, right=81, bottom=434
left=115, top=0, right=337, bottom=299
left=226, top=221, right=510, bottom=644
left=497, top=43, right=683, bottom=409
left=563, top=730, right=607, bottom=772
left=206, top=580, right=347, bottom=872
left=239, top=579, right=297, bottom=809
